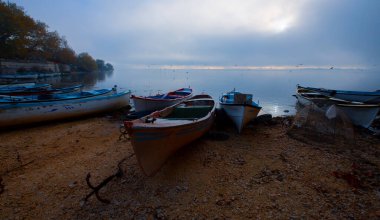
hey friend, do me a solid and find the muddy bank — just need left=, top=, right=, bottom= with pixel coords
left=0, top=114, right=379, bottom=219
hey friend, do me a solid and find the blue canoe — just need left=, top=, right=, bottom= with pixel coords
left=0, top=87, right=114, bottom=104
left=0, top=83, right=51, bottom=93
left=0, top=84, right=83, bottom=96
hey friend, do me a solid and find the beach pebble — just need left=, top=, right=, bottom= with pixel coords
left=68, top=181, right=77, bottom=188
left=283, top=119, right=290, bottom=126
left=154, top=207, right=166, bottom=219
left=79, top=200, right=85, bottom=207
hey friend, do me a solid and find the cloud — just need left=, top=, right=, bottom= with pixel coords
left=105, top=0, right=307, bottom=36
left=11, top=0, right=380, bottom=67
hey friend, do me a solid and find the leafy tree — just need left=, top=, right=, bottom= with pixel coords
left=0, top=2, right=36, bottom=58
left=0, top=1, right=114, bottom=73
left=96, top=59, right=105, bottom=70
left=56, top=47, right=76, bottom=64
left=96, top=59, right=114, bottom=72
left=42, top=31, right=62, bottom=60
left=105, top=63, right=114, bottom=71
left=0, top=2, right=63, bottom=61
left=76, top=52, right=97, bottom=72
left=25, top=22, right=48, bottom=60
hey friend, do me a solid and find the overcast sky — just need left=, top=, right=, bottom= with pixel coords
left=10, top=0, right=380, bottom=68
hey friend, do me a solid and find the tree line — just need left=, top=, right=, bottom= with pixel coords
left=0, top=1, right=113, bottom=72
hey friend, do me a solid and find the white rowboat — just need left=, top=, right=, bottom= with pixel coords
left=219, top=90, right=262, bottom=133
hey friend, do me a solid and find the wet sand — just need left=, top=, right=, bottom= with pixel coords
left=0, top=113, right=379, bottom=219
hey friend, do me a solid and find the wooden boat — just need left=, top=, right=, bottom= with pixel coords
left=0, top=88, right=131, bottom=127
left=297, top=85, right=380, bottom=104
left=219, top=90, right=262, bottom=133
left=0, top=84, right=82, bottom=96
left=131, top=88, right=193, bottom=113
left=0, top=87, right=113, bottom=104
left=124, top=94, right=216, bottom=176
left=294, top=91, right=380, bottom=128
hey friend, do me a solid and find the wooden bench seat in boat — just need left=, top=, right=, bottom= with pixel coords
left=165, top=105, right=213, bottom=120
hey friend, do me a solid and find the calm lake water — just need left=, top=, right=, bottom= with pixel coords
left=37, top=67, right=380, bottom=116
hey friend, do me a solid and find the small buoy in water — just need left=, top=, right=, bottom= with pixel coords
left=284, top=110, right=289, bottom=113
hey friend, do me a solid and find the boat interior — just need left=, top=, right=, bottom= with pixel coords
left=164, top=105, right=213, bottom=120
left=141, top=98, right=214, bottom=123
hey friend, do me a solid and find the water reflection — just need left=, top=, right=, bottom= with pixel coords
left=10, top=70, right=116, bottom=90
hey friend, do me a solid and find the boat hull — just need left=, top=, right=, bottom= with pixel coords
left=130, top=115, right=215, bottom=176
left=126, top=95, right=216, bottom=176
left=295, top=93, right=313, bottom=106
left=220, top=104, right=261, bottom=133
left=0, top=91, right=131, bottom=127
left=334, top=104, right=380, bottom=128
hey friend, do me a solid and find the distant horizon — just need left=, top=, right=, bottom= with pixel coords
left=115, top=64, right=373, bottom=71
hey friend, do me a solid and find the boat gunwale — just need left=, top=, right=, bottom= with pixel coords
left=0, top=89, right=116, bottom=104
left=336, top=103, right=380, bottom=108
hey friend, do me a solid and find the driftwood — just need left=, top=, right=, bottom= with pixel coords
left=82, top=153, right=135, bottom=204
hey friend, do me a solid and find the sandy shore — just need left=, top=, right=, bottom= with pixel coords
left=0, top=112, right=379, bottom=219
